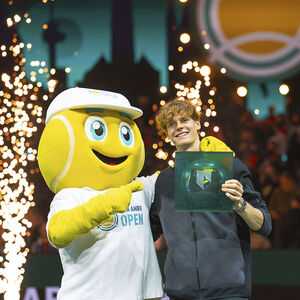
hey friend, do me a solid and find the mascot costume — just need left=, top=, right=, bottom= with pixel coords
left=38, top=88, right=163, bottom=300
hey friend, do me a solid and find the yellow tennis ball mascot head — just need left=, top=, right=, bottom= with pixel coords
left=38, top=88, right=145, bottom=193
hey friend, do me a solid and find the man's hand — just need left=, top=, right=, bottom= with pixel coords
left=221, top=179, right=244, bottom=209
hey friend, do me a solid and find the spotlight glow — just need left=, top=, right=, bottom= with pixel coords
left=154, top=59, right=222, bottom=163
left=279, top=84, right=289, bottom=95
left=200, top=65, right=211, bottom=77
left=0, top=8, right=50, bottom=300
left=180, top=33, right=191, bottom=44
left=160, top=86, right=168, bottom=94
left=237, top=86, right=247, bottom=97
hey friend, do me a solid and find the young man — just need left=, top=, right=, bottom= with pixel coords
left=150, top=99, right=272, bottom=300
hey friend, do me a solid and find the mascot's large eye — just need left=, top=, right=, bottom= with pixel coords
left=85, top=116, right=107, bottom=141
left=119, top=122, right=134, bottom=147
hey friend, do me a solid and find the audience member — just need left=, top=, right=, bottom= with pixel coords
left=250, top=231, right=272, bottom=250
left=25, top=207, right=45, bottom=250
left=287, top=113, right=300, bottom=178
left=31, top=222, right=57, bottom=254
left=268, top=173, right=299, bottom=248
left=281, top=192, right=300, bottom=248
left=257, top=163, right=279, bottom=206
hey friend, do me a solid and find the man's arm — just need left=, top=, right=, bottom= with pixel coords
left=222, top=179, right=263, bottom=231
left=150, top=204, right=163, bottom=242
left=150, top=182, right=163, bottom=242
left=221, top=158, right=272, bottom=236
left=154, top=234, right=167, bottom=251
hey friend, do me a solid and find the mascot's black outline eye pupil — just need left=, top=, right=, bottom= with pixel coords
left=121, top=125, right=131, bottom=142
left=93, top=121, right=104, bottom=136
left=119, top=123, right=133, bottom=146
left=95, top=126, right=104, bottom=136
left=122, top=127, right=130, bottom=141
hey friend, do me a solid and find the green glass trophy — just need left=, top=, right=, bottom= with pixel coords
left=174, top=151, right=233, bottom=212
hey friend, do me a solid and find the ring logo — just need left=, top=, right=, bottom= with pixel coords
left=97, top=215, right=118, bottom=231
left=192, top=0, right=300, bottom=81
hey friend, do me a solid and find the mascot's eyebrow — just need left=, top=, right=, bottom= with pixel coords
left=86, top=108, right=104, bottom=113
left=120, top=112, right=132, bottom=120
left=85, top=109, right=131, bottom=120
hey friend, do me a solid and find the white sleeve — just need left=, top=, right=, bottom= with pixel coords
left=136, top=172, right=158, bottom=208
left=46, top=188, right=79, bottom=232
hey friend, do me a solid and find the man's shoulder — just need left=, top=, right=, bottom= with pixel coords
left=233, top=156, right=250, bottom=178
left=233, top=156, right=246, bottom=168
left=157, top=166, right=174, bottom=178
left=156, top=167, right=174, bottom=189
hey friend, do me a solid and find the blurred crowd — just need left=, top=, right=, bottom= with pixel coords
left=235, top=106, right=300, bottom=249
left=20, top=103, right=300, bottom=254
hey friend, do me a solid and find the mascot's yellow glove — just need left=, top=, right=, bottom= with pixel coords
left=48, top=181, right=143, bottom=248
left=200, top=136, right=235, bottom=155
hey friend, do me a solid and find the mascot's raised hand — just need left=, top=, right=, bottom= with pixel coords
left=38, top=88, right=162, bottom=300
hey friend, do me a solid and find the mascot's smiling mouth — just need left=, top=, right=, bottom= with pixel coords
left=92, top=149, right=127, bottom=166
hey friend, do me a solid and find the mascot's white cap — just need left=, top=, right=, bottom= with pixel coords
left=45, top=87, right=143, bottom=123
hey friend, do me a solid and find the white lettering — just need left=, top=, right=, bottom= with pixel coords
left=45, top=286, right=59, bottom=300
left=23, top=287, right=39, bottom=300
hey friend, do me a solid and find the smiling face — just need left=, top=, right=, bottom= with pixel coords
left=155, top=99, right=201, bottom=152
left=38, top=108, right=145, bottom=193
left=166, top=114, right=201, bottom=151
